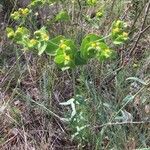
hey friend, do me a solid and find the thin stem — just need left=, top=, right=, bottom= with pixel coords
left=93, top=121, right=150, bottom=129
left=72, top=69, right=76, bottom=96
left=129, top=1, right=150, bottom=56
left=28, top=98, right=69, bottom=122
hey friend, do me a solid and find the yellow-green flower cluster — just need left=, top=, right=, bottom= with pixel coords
left=96, top=10, right=103, bottom=18
left=11, top=8, right=31, bottom=20
left=86, top=41, right=100, bottom=58
left=99, top=48, right=112, bottom=59
left=27, top=39, right=38, bottom=48
left=6, top=27, right=29, bottom=40
left=59, top=40, right=71, bottom=64
left=6, top=28, right=15, bottom=39
left=111, top=20, right=128, bottom=44
left=91, top=42, right=100, bottom=49
left=34, top=28, right=49, bottom=41
left=6, top=26, right=51, bottom=52
left=88, top=41, right=112, bottom=60
left=6, top=26, right=39, bottom=49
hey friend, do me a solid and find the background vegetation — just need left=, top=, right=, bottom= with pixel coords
left=0, top=0, right=150, bottom=149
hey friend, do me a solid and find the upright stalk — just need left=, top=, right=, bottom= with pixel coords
left=72, top=69, right=76, bottom=96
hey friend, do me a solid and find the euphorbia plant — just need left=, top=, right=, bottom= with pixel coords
left=111, top=20, right=128, bottom=44
left=5, top=0, right=130, bottom=142
left=6, top=23, right=128, bottom=70
left=6, top=1, right=129, bottom=71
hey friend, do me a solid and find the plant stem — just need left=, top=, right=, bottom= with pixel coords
left=72, top=69, right=76, bottom=96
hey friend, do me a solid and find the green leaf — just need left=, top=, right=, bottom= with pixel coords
left=61, top=66, right=70, bottom=71
left=54, top=54, right=65, bottom=64
left=122, top=95, right=135, bottom=104
left=96, top=42, right=112, bottom=61
left=38, top=41, right=47, bottom=55
left=62, top=39, right=77, bottom=54
left=60, top=98, right=75, bottom=106
left=29, top=0, right=43, bottom=7
left=113, top=40, right=124, bottom=45
left=60, top=98, right=76, bottom=119
left=75, top=51, right=87, bottom=66
left=54, top=39, right=77, bottom=70
left=99, top=42, right=108, bottom=49
left=80, top=34, right=101, bottom=51
left=80, top=34, right=103, bottom=59
left=86, top=0, right=97, bottom=6
left=112, top=35, right=128, bottom=45
left=55, top=10, right=70, bottom=22
left=45, top=35, right=65, bottom=55
left=126, top=77, right=147, bottom=86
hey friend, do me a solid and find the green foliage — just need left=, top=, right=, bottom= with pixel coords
left=111, top=20, right=128, bottom=45
left=55, top=10, right=70, bottom=22
left=29, top=0, right=57, bottom=7
left=11, top=8, right=31, bottom=20
left=45, top=35, right=65, bottom=56
left=86, top=0, right=97, bottom=6
left=96, top=9, right=104, bottom=18
left=54, top=39, right=77, bottom=70
left=29, top=0, right=44, bottom=7
left=6, top=26, right=30, bottom=45
left=80, top=34, right=102, bottom=59
left=6, top=1, right=129, bottom=70
left=34, top=27, right=49, bottom=55
left=60, top=95, right=90, bottom=141
left=80, top=34, right=112, bottom=61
